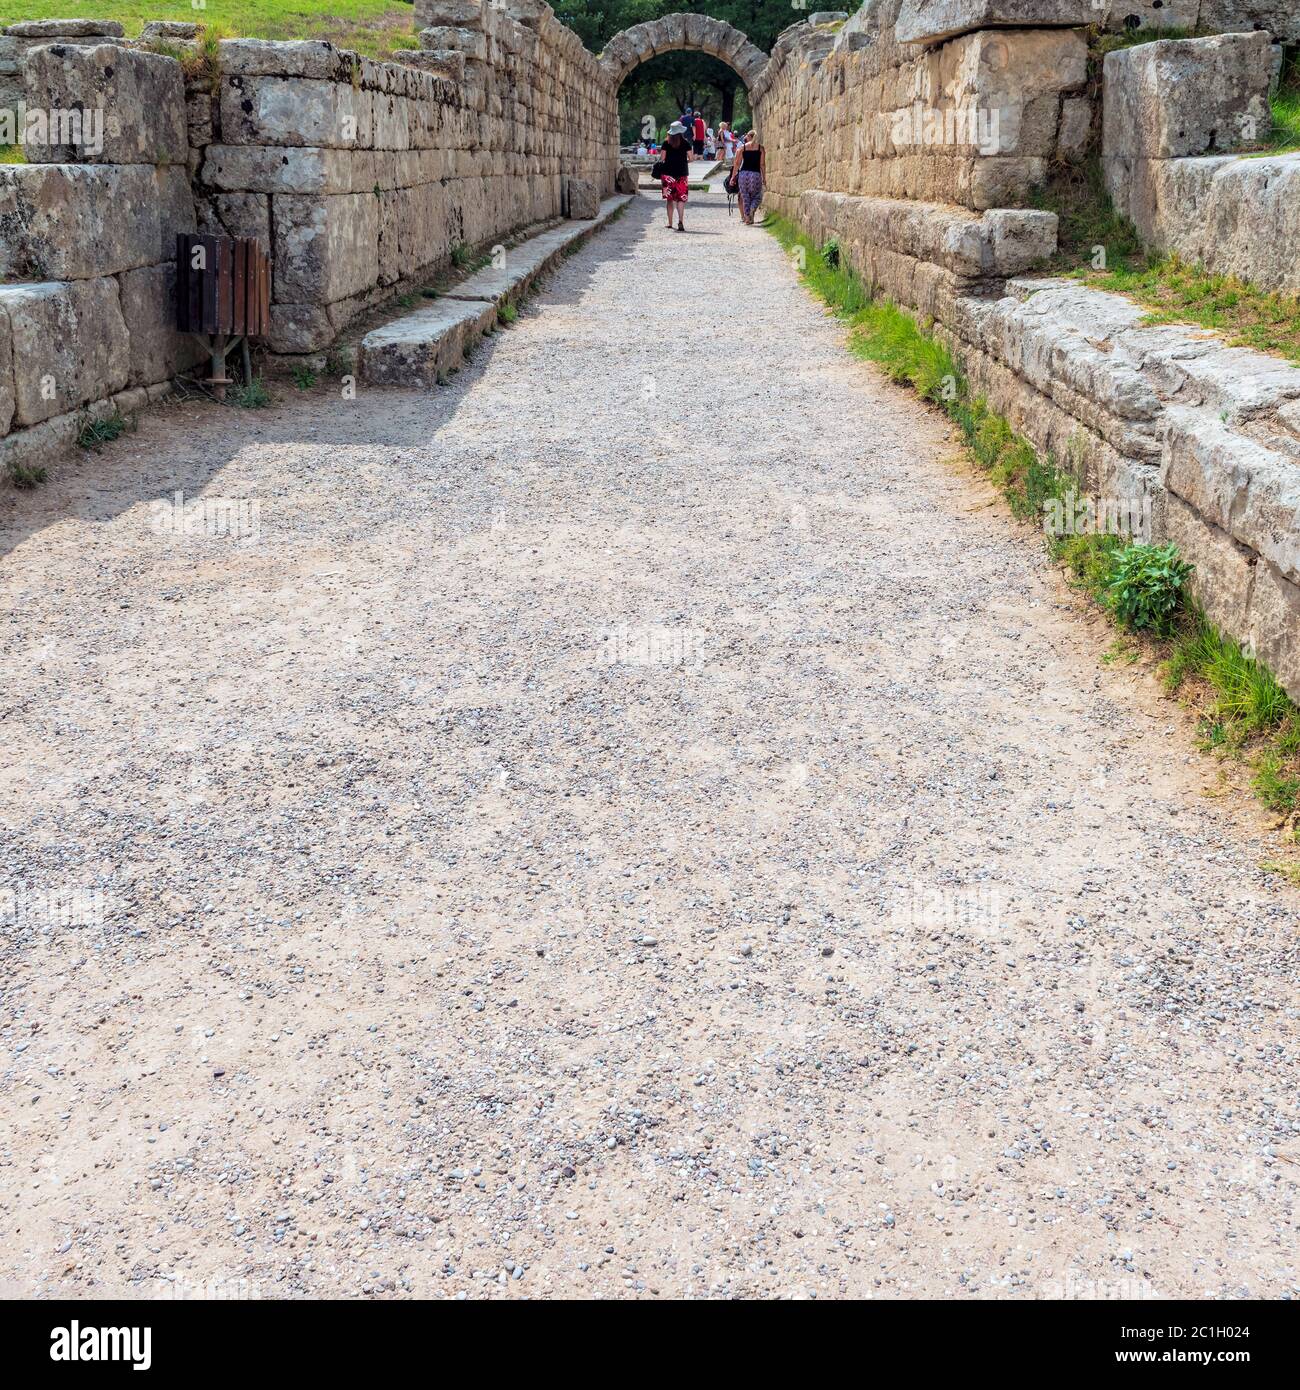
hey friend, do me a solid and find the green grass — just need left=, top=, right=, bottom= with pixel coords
left=292, top=364, right=317, bottom=390
left=0, top=2, right=418, bottom=59
left=497, top=301, right=519, bottom=326
left=76, top=409, right=132, bottom=452
left=768, top=210, right=1300, bottom=820
left=0, top=144, right=25, bottom=164
left=5, top=458, right=46, bottom=489
left=230, top=377, right=271, bottom=408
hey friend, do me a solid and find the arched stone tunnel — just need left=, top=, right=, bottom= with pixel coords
left=597, top=12, right=770, bottom=92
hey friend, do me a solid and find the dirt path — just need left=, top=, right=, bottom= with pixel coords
left=1, top=191, right=1296, bottom=1300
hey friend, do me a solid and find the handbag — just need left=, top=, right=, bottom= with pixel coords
left=650, top=160, right=666, bottom=179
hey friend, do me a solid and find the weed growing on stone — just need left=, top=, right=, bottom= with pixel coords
left=292, top=365, right=318, bottom=390
left=769, top=211, right=1300, bottom=819
left=497, top=302, right=519, bottom=326
left=1033, top=159, right=1300, bottom=364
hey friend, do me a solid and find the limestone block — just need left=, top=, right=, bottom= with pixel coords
left=0, top=298, right=12, bottom=436
left=266, top=302, right=334, bottom=354
left=118, top=261, right=206, bottom=387
left=202, top=143, right=363, bottom=195
left=0, top=278, right=129, bottom=426
left=218, top=39, right=357, bottom=82
left=615, top=163, right=638, bottom=194
left=22, top=43, right=187, bottom=164
left=1199, top=0, right=1300, bottom=45
left=139, top=21, right=201, bottom=43
left=4, top=19, right=124, bottom=38
left=1132, top=152, right=1300, bottom=296
left=359, top=296, right=497, bottom=385
left=198, top=191, right=272, bottom=251
left=1102, top=33, right=1273, bottom=165
left=1164, top=494, right=1255, bottom=640
left=272, top=192, right=380, bottom=303
left=565, top=176, right=598, bottom=219
left=399, top=49, right=466, bottom=84
left=896, top=1, right=1093, bottom=47
left=1249, top=562, right=1300, bottom=703
left=415, top=0, right=484, bottom=27
left=0, top=164, right=163, bottom=279
left=220, top=74, right=372, bottom=148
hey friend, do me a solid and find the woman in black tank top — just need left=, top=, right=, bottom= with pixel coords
left=658, top=126, right=692, bottom=233
left=733, top=130, right=766, bottom=225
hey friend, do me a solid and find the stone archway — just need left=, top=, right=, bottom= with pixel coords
left=599, top=12, right=769, bottom=91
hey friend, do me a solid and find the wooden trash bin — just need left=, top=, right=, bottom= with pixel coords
left=175, top=233, right=272, bottom=399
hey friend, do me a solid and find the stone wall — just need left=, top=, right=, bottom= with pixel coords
left=1, top=42, right=201, bottom=471
left=191, top=8, right=616, bottom=355
left=752, top=2, right=1092, bottom=215
left=1103, top=33, right=1300, bottom=296
left=756, top=8, right=1300, bottom=700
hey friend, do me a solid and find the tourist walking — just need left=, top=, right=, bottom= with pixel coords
left=657, top=123, right=691, bottom=232
left=734, top=129, right=766, bottom=225
left=692, top=111, right=706, bottom=158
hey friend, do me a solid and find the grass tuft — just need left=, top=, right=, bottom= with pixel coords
left=77, top=410, right=133, bottom=452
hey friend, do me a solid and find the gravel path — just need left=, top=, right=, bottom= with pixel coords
left=2, top=191, right=1297, bottom=1301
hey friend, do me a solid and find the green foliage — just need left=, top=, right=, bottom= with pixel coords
left=77, top=409, right=132, bottom=452
left=1104, top=542, right=1192, bottom=635
left=230, top=377, right=270, bottom=408
left=292, top=365, right=318, bottom=390
left=498, top=301, right=519, bottom=325
left=5, top=458, right=46, bottom=489
left=821, top=237, right=840, bottom=269
left=0, top=2, right=418, bottom=59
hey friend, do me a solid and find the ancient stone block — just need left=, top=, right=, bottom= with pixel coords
left=22, top=43, right=187, bottom=165
left=220, top=74, right=372, bottom=148
left=218, top=38, right=357, bottom=82
left=0, top=164, right=163, bottom=279
left=1102, top=32, right=1273, bottom=166
left=202, top=144, right=362, bottom=195
left=4, top=19, right=124, bottom=38
left=0, top=277, right=129, bottom=427
left=272, top=192, right=379, bottom=303
left=895, top=1, right=1093, bottom=47
left=0, top=298, right=12, bottom=436
left=359, top=297, right=497, bottom=385
left=565, top=176, right=598, bottom=219
left=415, top=0, right=484, bottom=27
left=1249, top=561, right=1300, bottom=702
left=118, top=261, right=206, bottom=387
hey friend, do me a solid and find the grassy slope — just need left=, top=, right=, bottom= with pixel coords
left=0, top=2, right=419, bottom=58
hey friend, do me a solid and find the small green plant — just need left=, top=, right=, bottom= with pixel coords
left=396, top=293, right=415, bottom=309
left=230, top=377, right=270, bottom=408
left=420, top=287, right=439, bottom=299
left=451, top=242, right=473, bottom=269
left=1104, top=542, right=1192, bottom=635
left=821, top=237, right=840, bottom=268
left=5, top=458, right=46, bottom=488
left=292, top=364, right=318, bottom=390
left=1260, top=859, right=1300, bottom=885
left=497, top=301, right=519, bottom=326
left=77, top=410, right=132, bottom=452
